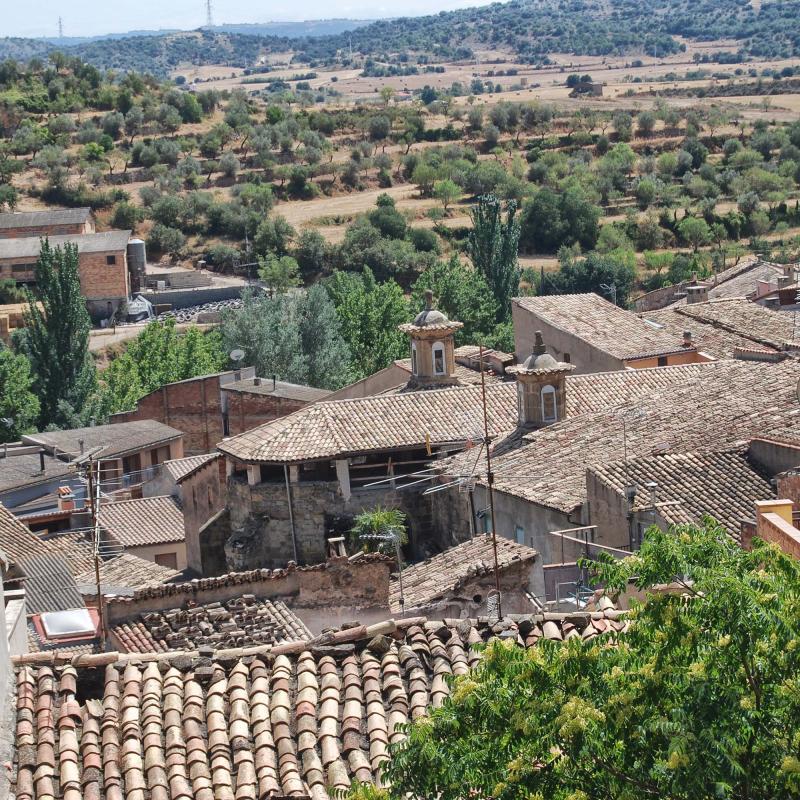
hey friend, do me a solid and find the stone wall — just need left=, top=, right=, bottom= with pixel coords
left=196, top=508, right=230, bottom=577
left=104, top=555, right=392, bottom=623
left=182, top=458, right=227, bottom=573
left=226, top=477, right=436, bottom=570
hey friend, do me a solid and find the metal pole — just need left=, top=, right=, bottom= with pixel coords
left=393, top=533, right=405, bottom=614
left=88, top=456, right=106, bottom=650
left=283, top=464, right=299, bottom=564
left=479, top=344, right=502, bottom=617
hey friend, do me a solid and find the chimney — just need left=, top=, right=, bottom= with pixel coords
left=253, top=376, right=262, bottom=386
left=778, top=275, right=792, bottom=288
left=39, top=450, right=45, bottom=473
left=682, top=330, right=692, bottom=348
left=686, top=285, right=708, bottom=304
left=79, top=438, right=85, bottom=455
left=57, top=485, right=75, bottom=512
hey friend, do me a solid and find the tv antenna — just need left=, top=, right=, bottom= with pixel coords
left=205, top=0, right=214, bottom=28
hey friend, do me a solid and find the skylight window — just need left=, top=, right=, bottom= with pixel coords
left=642, top=318, right=665, bottom=330
left=41, top=608, right=96, bottom=639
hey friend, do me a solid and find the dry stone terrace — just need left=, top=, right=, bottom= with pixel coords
left=12, top=611, right=627, bottom=800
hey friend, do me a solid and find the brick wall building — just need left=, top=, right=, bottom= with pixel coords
left=0, top=230, right=130, bottom=319
left=0, top=208, right=94, bottom=239
left=112, top=368, right=329, bottom=455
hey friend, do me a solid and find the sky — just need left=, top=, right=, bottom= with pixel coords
left=4, top=0, right=490, bottom=38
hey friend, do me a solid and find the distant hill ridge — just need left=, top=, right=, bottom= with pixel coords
left=0, top=0, right=798, bottom=75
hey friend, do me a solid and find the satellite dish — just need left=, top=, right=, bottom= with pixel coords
left=230, top=349, right=245, bottom=363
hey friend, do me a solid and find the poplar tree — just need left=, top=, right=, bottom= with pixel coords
left=467, top=194, right=521, bottom=323
left=22, top=240, right=96, bottom=429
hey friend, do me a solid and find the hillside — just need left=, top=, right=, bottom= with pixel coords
left=1, top=0, right=799, bottom=75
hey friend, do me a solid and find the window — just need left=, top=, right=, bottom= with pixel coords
left=155, top=552, right=178, bottom=570
left=541, top=385, right=557, bottom=422
left=515, top=525, right=525, bottom=544
left=411, top=342, right=418, bottom=375
left=106, top=254, right=117, bottom=265
left=563, top=352, right=571, bottom=363
left=432, top=341, right=445, bottom=375
left=657, top=356, right=668, bottom=367
left=517, top=382, right=525, bottom=422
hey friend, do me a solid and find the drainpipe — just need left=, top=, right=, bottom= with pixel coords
left=283, top=464, right=299, bottom=563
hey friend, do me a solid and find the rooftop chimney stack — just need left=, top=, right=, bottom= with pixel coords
left=682, top=330, right=693, bottom=348
left=686, top=285, right=709, bottom=304
left=253, top=377, right=262, bottom=386
left=39, top=450, right=45, bottom=473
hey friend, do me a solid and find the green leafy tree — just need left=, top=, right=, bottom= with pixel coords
left=547, top=250, right=636, bottom=307
left=258, top=254, right=300, bottom=297
left=411, top=255, right=496, bottom=344
left=433, top=179, right=461, bottom=212
left=221, top=287, right=352, bottom=390
left=383, top=519, right=800, bottom=800
left=324, top=269, right=408, bottom=380
left=678, top=215, right=712, bottom=252
left=467, top=194, right=521, bottom=323
left=0, top=347, right=39, bottom=441
left=21, top=241, right=96, bottom=429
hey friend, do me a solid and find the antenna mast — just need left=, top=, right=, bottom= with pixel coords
left=205, top=0, right=214, bottom=28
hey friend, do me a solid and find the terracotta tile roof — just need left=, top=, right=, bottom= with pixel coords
left=222, top=377, right=331, bottom=402
left=514, top=293, right=688, bottom=360
left=0, top=502, right=51, bottom=567
left=641, top=304, right=780, bottom=359
left=12, top=612, right=628, bottom=799
left=218, top=383, right=519, bottom=464
left=449, top=359, right=800, bottom=514
left=112, top=596, right=312, bottom=654
left=589, top=449, right=774, bottom=542
left=565, top=363, right=712, bottom=415
left=391, top=358, right=507, bottom=387
left=390, top=534, right=538, bottom=612
left=687, top=259, right=790, bottom=302
left=98, top=496, right=185, bottom=547
left=23, top=419, right=183, bottom=461
left=218, top=361, right=749, bottom=465
left=162, top=452, right=221, bottom=483
left=73, top=553, right=180, bottom=595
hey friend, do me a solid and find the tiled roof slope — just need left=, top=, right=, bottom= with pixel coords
left=391, top=534, right=538, bottom=612
left=0, top=229, right=130, bottom=258
left=675, top=298, right=798, bottom=350
left=112, top=596, right=312, bottom=653
left=0, top=207, right=91, bottom=229
left=23, top=419, right=183, bottom=461
left=162, top=452, right=220, bottom=483
left=12, top=612, right=627, bottom=800
left=218, top=362, right=726, bottom=464
left=450, top=359, right=800, bottom=514
left=589, top=449, right=774, bottom=542
left=98, top=496, right=185, bottom=547
left=0, top=503, right=52, bottom=567
left=680, top=259, right=789, bottom=303
left=640, top=304, right=782, bottom=359
left=393, top=358, right=507, bottom=387
left=218, top=383, right=519, bottom=463
left=73, top=553, right=180, bottom=594
left=514, top=293, right=687, bottom=360
left=565, top=363, right=711, bottom=415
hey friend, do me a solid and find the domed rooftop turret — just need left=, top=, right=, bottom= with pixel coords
left=398, top=290, right=463, bottom=388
